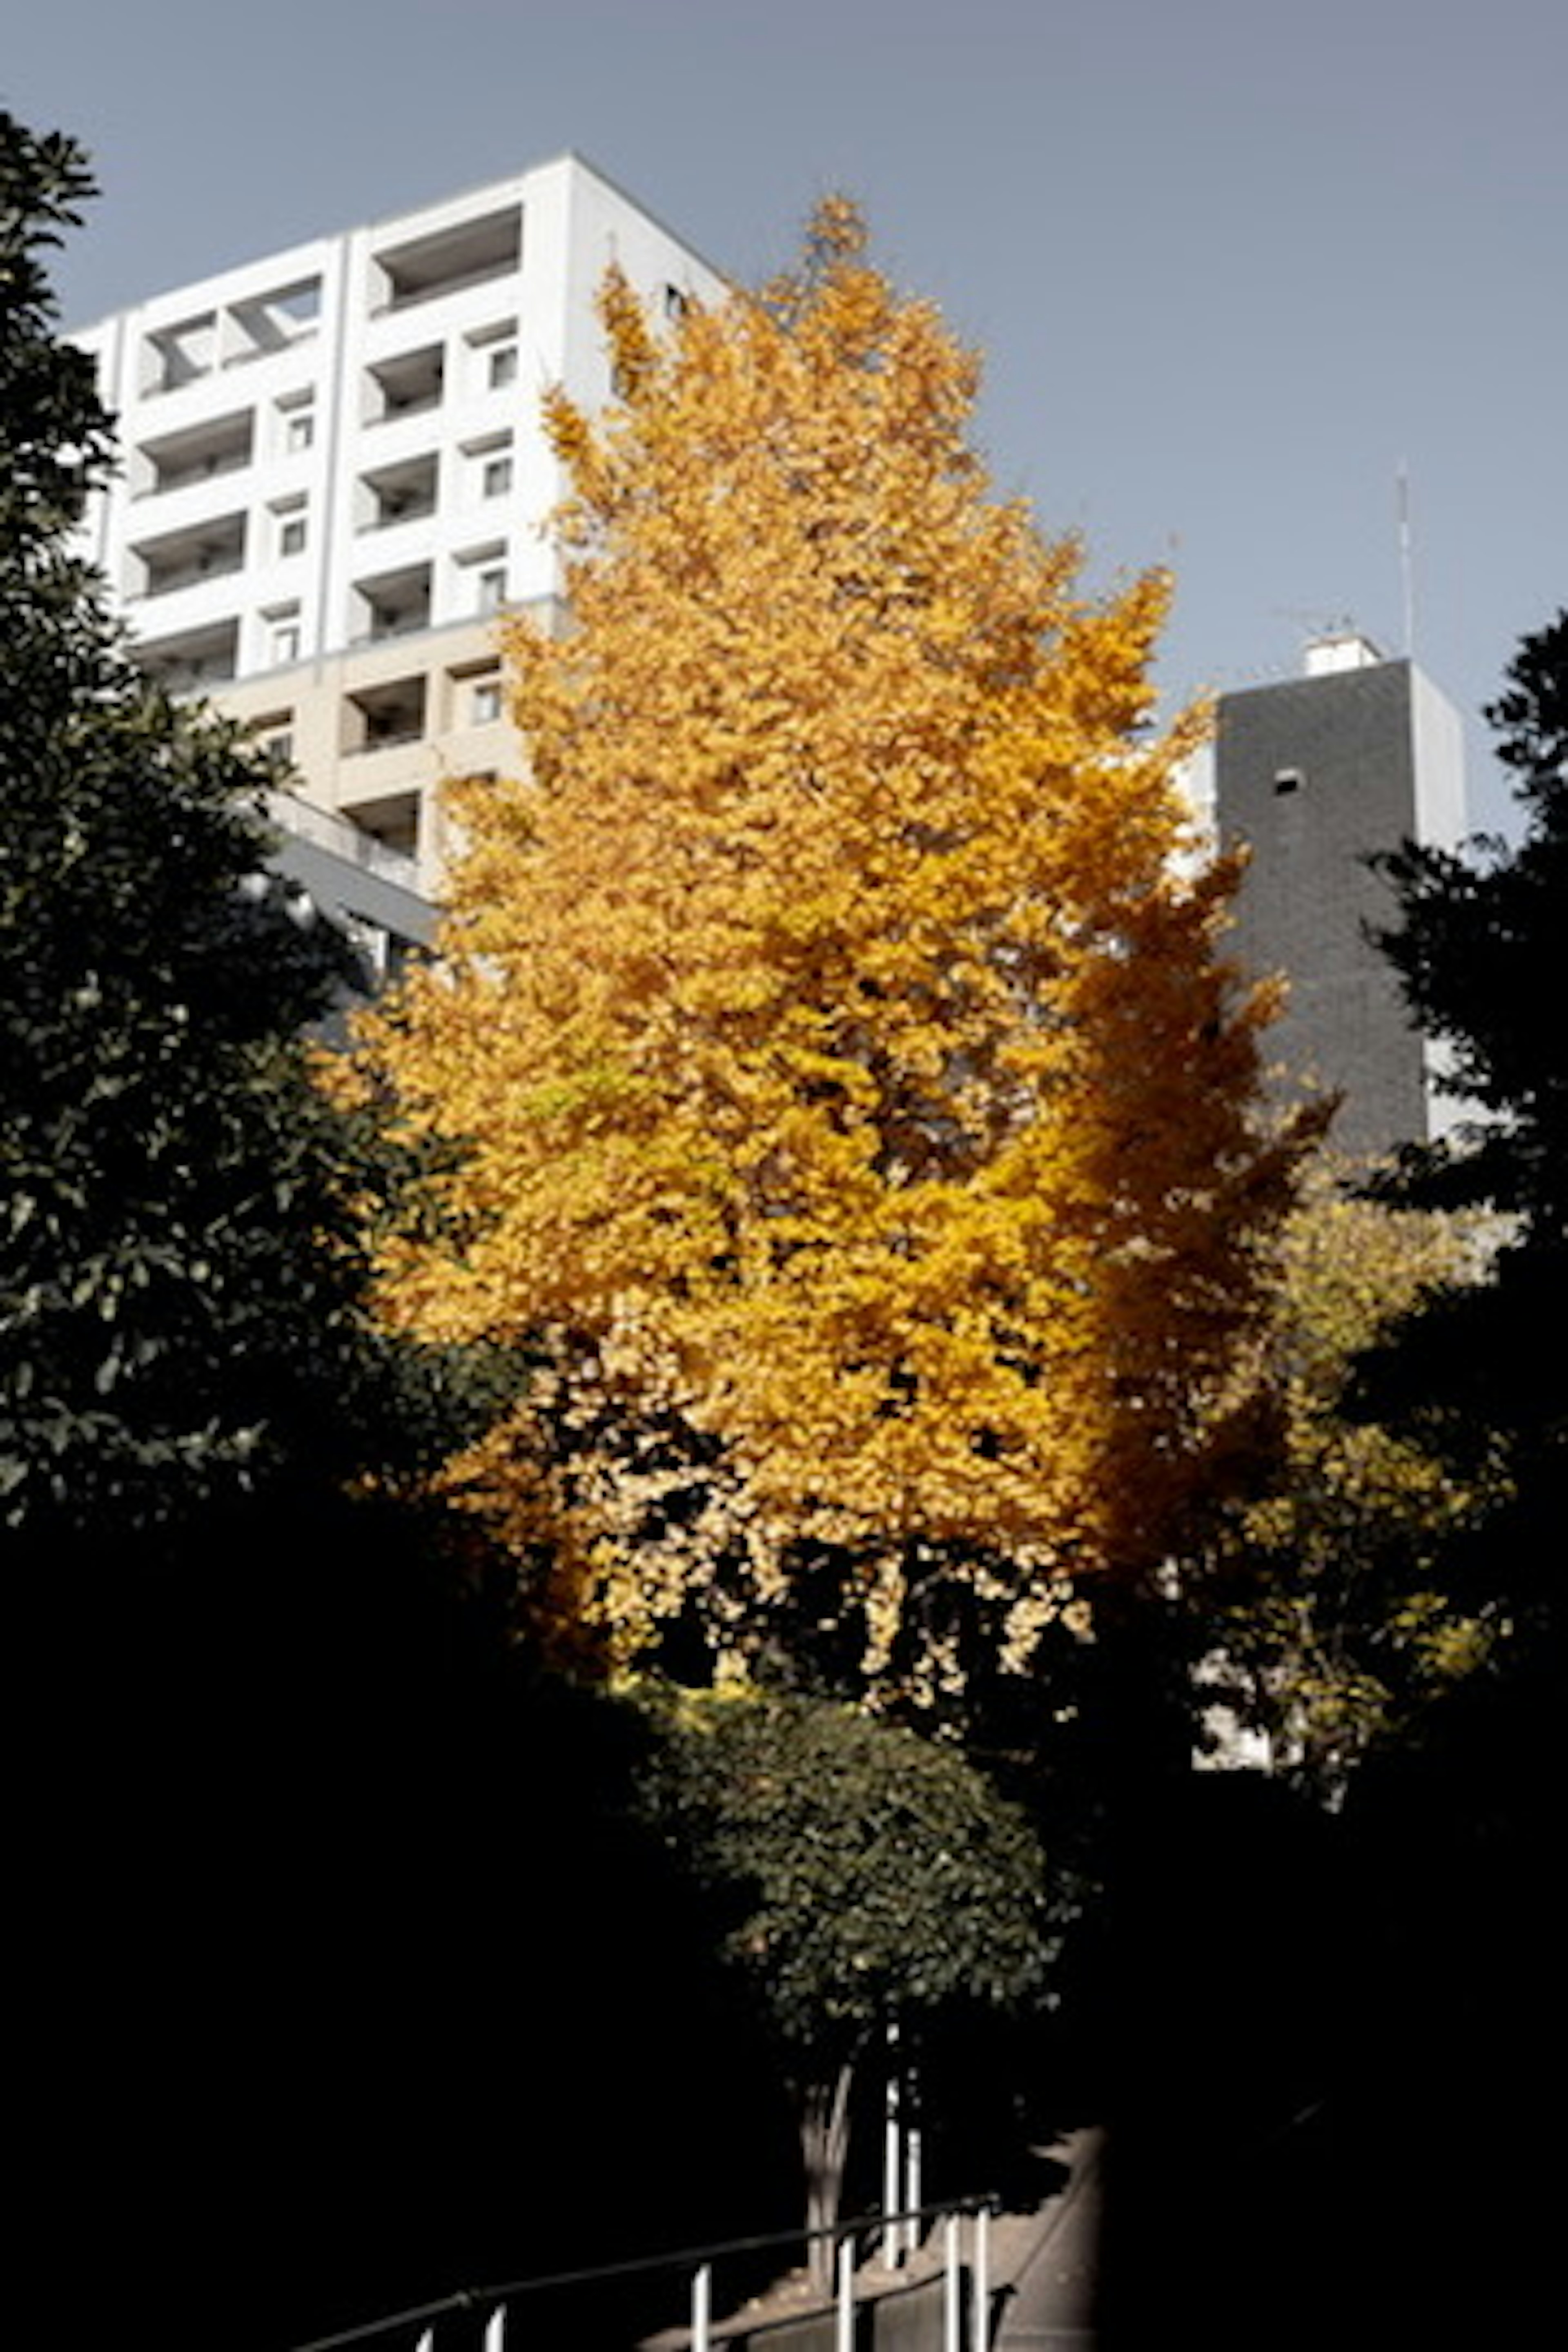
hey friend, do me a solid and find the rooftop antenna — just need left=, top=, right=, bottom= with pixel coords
left=1272, top=606, right=1360, bottom=665
left=1273, top=605, right=1358, bottom=635
left=1396, top=462, right=1417, bottom=662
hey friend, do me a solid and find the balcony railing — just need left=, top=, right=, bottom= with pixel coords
left=359, top=500, right=437, bottom=531
left=344, top=726, right=425, bottom=757
left=265, top=791, right=420, bottom=892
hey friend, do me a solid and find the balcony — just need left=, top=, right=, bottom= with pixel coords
left=349, top=562, right=433, bottom=647
left=135, top=409, right=254, bottom=499
left=131, top=510, right=247, bottom=600
left=356, top=453, right=439, bottom=534
left=134, top=617, right=241, bottom=693
left=141, top=310, right=218, bottom=396
left=222, top=276, right=321, bottom=367
left=365, top=345, right=443, bottom=426
left=372, top=205, right=521, bottom=314
left=342, top=674, right=428, bottom=757
left=336, top=784, right=421, bottom=865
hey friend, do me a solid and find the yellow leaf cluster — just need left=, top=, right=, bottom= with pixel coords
left=361, top=203, right=1302, bottom=1703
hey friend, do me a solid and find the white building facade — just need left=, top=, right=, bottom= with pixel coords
left=74, top=156, right=724, bottom=892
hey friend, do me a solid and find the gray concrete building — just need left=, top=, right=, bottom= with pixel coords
left=1191, top=634, right=1467, bottom=1160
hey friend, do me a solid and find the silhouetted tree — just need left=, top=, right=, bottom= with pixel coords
left=0, top=108, right=452, bottom=1582
left=632, top=1683, right=1058, bottom=2285
left=1362, top=610, right=1568, bottom=1640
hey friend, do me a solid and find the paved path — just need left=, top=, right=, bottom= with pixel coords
left=987, top=2129, right=1104, bottom=2350
left=639, top=2130, right=1109, bottom=2350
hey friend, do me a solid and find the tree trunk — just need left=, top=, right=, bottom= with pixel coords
left=798, top=2058, right=856, bottom=2292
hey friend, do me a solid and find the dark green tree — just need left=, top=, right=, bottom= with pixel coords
left=1363, top=611, right=1568, bottom=1635
left=631, top=1683, right=1058, bottom=2285
left=4, top=114, right=583, bottom=2352
left=0, top=110, right=437, bottom=1569
left=1263, top=617, right=1568, bottom=2346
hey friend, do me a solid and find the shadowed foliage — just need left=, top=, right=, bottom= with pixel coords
left=630, top=1682, right=1057, bottom=2282
left=0, top=109, right=467, bottom=1573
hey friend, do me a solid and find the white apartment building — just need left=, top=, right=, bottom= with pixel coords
left=74, top=156, right=724, bottom=894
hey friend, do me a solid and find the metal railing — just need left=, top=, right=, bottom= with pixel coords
left=290, top=2191, right=998, bottom=2352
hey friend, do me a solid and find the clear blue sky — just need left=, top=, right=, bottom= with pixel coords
left=8, top=0, right=1564, bottom=830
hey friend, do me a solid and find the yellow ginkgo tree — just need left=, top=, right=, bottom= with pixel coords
left=362, top=201, right=1308, bottom=1712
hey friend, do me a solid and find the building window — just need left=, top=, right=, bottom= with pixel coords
left=267, top=606, right=302, bottom=665
left=462, top=430, right=512, bottom=505
left=274, top=496, right=309, bottom=561
left=249, top=708, right=295, bottom=767
left=488, top=343, right=518, bottom=390
left=455, top=543, right=508, bottom=619
left=277, top=389, right=316, bottom=454
left=470, top=678, right=503, bottom=725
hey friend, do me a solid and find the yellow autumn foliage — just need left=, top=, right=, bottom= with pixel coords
left=361, top=203, right=1305, bottom=1704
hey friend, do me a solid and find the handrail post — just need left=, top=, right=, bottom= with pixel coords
left=971, top=2204, right=990, bottom=2352
left=691, top=2261, right=711, bottom=2352
left=943, top=2214, right=960, bottom=2352
left=902, top=2074, right=922, bottom=2263
left=836, top=2230, right=855, bottom=2352
left=882, top=2019, right=902, bottom=2268
left=483, top=2305, right=505, bottom=2352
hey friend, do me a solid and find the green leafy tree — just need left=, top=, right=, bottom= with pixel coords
left=631, top=1682, right=1057, bottom=2284
left=0, top=110, right=437, bottom=1570
left=1195, top=1158, right=1499, bottom=1799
